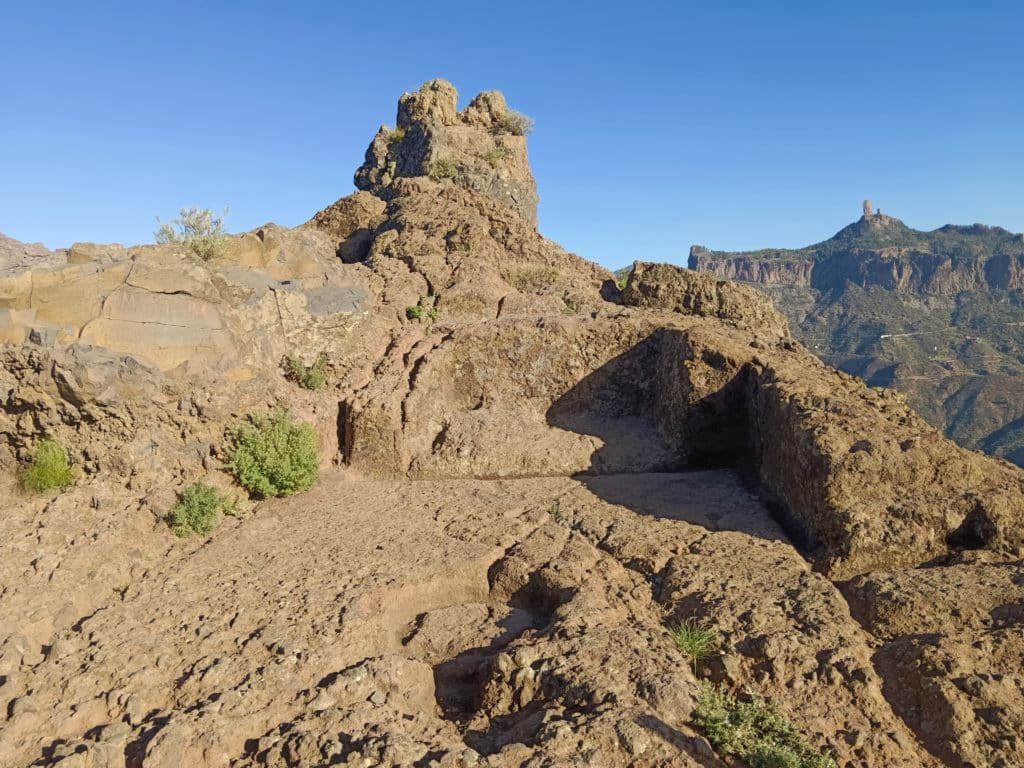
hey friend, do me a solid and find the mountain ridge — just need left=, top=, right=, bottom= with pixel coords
left=689, top=210, right=1024, bottom=464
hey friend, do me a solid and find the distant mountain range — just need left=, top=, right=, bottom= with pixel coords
left=687, top=210, right=1024, bottom=465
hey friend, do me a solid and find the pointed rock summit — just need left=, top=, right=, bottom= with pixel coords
left=354, top=79, right=540, bottom=228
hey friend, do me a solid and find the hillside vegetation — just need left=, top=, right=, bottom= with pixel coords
left=691, top=211, right=1024, bottom=464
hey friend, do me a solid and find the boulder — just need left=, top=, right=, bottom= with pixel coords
left=622, top=260, right=790, bottom=339
left=304, top=191, right=386, bottom=263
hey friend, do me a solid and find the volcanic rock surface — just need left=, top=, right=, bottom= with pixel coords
left=1, top=81, right=1022, bottom=768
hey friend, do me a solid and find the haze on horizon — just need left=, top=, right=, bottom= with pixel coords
left=2, top=0, right=1022, bottom=270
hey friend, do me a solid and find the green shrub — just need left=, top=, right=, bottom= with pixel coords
left=385, top=126, right=406, bottom=145
left=155, top=207, right=228, bottom=261
left=494, top=109, right=535, bottom=136
left=429, top=157, right=458, bottom=181
left=227, top=411, right=319, bottom=498
left=169, top=481, right=234, bottom=537
left=284, top=354, right=328, bottom=390
left=482, top=146, right=507, bottom=168
left=21, top=438, right=75, bottom=493
left=694, top=685, right=836, bottom=768
left=406, top=298, right=438, bottom=322
left=670, top=617, right=718, bottom=673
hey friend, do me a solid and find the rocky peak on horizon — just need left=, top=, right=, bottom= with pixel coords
left=690, top=208, right=1024, bottom=281
left=354, top=79, right=540, bottom=228
left=689, top=208, right=1024, bottom=468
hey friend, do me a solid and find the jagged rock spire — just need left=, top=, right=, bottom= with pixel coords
left=354, top=79, right=540, bottom=228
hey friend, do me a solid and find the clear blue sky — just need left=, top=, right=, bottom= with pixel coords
left=2, top=1, right=1022, bottom=269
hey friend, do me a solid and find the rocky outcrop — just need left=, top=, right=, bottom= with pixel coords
left=2, top=83, right=1024, bottom=768
left=0, top=228, right=373, bottom=374
left=622, top=261, right=790, bottom=339
left=304, top=190, right=387, bottom=263
left=355, top=79, right=540, bottom=228
left=338, top=251, right=1024, bottom=579
left=0, top=232, right=64, bottom=276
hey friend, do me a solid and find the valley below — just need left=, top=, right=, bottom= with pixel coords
left=689, top=210, right=1024, bottom=466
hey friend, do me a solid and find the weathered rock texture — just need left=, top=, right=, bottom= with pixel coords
left=621, top=261, right=790, bottom=339
left=0, top=226, right=373, bottom=374
left=0, top=232, right=65, bottom=276
left=1, top=83, right=1022, bottom=768
left=354, top=79, right=540, bottom=228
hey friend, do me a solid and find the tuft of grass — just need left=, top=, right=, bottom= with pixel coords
left=21, top=438, right=75, bottom=493
left=385, top=126, right=406, bottom=145
left=169, top=481, right=235, bottom=537
left=428, top=157, right=458, bottom=181
left=227, top=411, right=319, bottom=498
left=482, top=146, right=508, bottom=168
left=670, top=617, right=718, bottom=673
left=494, top=109, right=535, bottom=136
left=406, top=297, right=438, bottom=322
left=155, top=207, right=228, bottom=261
left=694, top=684, right=836, bottom=768
left=284, top=354, right=328, bottom=390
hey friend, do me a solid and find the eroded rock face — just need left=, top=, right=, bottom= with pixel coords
left=842, top=556, right=1024, bottom=767
left=355, top=79, right=540, bottom=228
left=2, top=82, right=1023, bottom=768
left=622, top=260, right=790, bottom=339
left=0, top=231, right=64, bottom=276
left=0, top=229, right=374, bottom=375
left=304, top=190, right=387, bottom=263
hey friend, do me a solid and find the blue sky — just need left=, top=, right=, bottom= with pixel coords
left=2, top=1, right=1022, bottom=269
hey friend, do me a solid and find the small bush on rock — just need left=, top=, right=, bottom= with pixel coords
left=21, top=438, right=74, bottom=493
left=169, top=481, right=234, bottom=537
left=429, top=157, right=458, bottom=181
left=694, top=685, right=836, bottom=768
left=228, top=411, right=319, bottom=498
left=482, top=146, right=507, bottom=168
left=155, top=207, right=228, bottom=261
left=406, top=297, right=438, bottom=322
left=385, top=126, right=406, bottom=145
left=284, top=354, right=328, bottom=390
left=494, top=109, right=535, bottom=136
